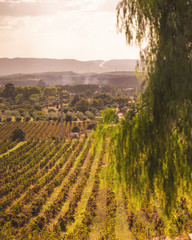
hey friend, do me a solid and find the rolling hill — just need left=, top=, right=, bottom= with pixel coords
left=0, top=58, right=138, bottom=76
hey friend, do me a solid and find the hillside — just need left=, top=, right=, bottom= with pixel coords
left=0, top=58, right=138, bottom=76
left=0, top=123, right=190, bottom=240
left=0, top=71, right=139, bottom=89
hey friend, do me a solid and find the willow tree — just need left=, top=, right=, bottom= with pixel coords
left=99, top=0, right=192, bottom=218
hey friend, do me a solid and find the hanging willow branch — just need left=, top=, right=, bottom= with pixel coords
left=100, top=0, right=192, bottom=219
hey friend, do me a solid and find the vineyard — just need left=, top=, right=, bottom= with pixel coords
left=0, top=122, right=191, bottom=240
left=0, top=122, right=89, bottom=141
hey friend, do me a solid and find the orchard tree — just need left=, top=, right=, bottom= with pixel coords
left=1, top=83, right=15, bottom=100
left=15, top=94, right=24, bottom=104
left=43, top=87, right=57, bottom=97
left=75, top=99, right=89, bottom=113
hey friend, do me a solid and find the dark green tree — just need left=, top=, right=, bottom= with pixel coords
left=11, top=128, right=25, bottom=141
left=1, top=83, right=15, bottom=100
left=65, top=114, right=72, bottom=122
left=72, top=126, right=80, bottom=133
left=75, top=99, right=89, bottom=113
left=90, top=99, right=104, bottom=109
left=70, top=95, right=80, bottom=107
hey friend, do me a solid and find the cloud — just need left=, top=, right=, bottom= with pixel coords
left=0, top=2, right=67, bottom=16
left=0, top=10, right=139, bottom=60
left=0, top=0, right=140, bottom=60
left=0, top=0, right=119, bottom=16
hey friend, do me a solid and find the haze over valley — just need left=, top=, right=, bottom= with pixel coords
left=0, top=58, right=139, bottom=89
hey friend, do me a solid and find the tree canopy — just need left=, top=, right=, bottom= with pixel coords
left=117, top=0, right=192, bottom=125
left=11, top=128, right=25, bottom=142
left=99, top=0, right=192, bottom=219
left=1, top=83, right=15, bottom=99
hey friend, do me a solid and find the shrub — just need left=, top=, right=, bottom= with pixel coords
left=76, top=111, right=87, bottom=121
left=65, top=114, right=72, bottom=122
left=12, top=110, right=20, bottom=117
left=6, top=116, right=12, bottom=122
left=24, top=111, right=31, bottom=121
left=47, top=112, right=58, bottom=121
left=25, top=116, right=31, bottom=122
left=65, top=112, right=77, bottom=122
left=85, top=111, right=94, bottom=120
left=72, top=126, right=80, bottom=133
left=11, top=128, right=25, bottom=141
left=31, top=112, right=40, bottom=121
left=16, top=116, right=21, bottom=122
left=34, top=105, right=42, bottom=111
left=87, top=123, right=96, bottom=130
left=48, top=108, right=56, bottom=113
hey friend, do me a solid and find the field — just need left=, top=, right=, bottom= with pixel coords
left=0, top=122, right=89, bottom=141
left=0, top=122, right=191, bottom=240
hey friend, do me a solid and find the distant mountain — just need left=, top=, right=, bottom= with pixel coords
left=0, top=71, right=139, bottom=89
left=0, top=58, right=138, bottom=76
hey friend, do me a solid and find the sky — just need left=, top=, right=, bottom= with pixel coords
left=0, top=0, right=140, bottom=60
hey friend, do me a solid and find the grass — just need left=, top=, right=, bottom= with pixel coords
left=115, top=188, right=134, bottom=240
left=0, top=141, right=27, bottom=158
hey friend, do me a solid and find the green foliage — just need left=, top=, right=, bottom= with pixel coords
left=76, top=111, right=87, bottom=121
left=31, top=112, right=40, bottom=121
left=75, top=99, right=89, bottom=113
left=96, top=1, right=192, bottom=229
left=113, top=96, right=130, bottom=109
left=43, top=87, right=57, bottom=97
left=72, top=126, right=80, bottom=133
left=29, top=94, right=40, bottom=104
left=85, top=111, right=94, bottom=120
left=47, top=111, right=58, bottom=121
left=87, top=123, right=96, bottom=130
left=15, top=86, right=40, bottom=100
left=5, top=110, right=12, bottom=122
left=63, top=84, right=99, bottom=94
left=65, top=112, right=77, bottom=122
left=101, top=108, right=118, bottom=124
left=70, top=95, right=80, bottom=107
left=95, top=94, right=111, bottom=106
left=1, top=83, right=15, bottom=99
left=90, top=99, right=104, bottom=109
left=15, top=94, right=24, bottom=104
left=15, top=117, right=21, bottom=122
left=48, top=108, right=56, bottom=113
left=95, top=0, right=192, bottom=230
left=11, top=128, right=25, bottom=142
left=24, top=111, right=31, bottom=121
left=117, top=0, right=192, bottom=126
left=34, top=105, right=42, bottom=111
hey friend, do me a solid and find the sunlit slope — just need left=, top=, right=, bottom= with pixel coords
left=0, top=126, right=191, bottom=239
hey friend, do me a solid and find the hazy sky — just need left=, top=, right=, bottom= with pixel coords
left=0, top=0, right=140, bottom=60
